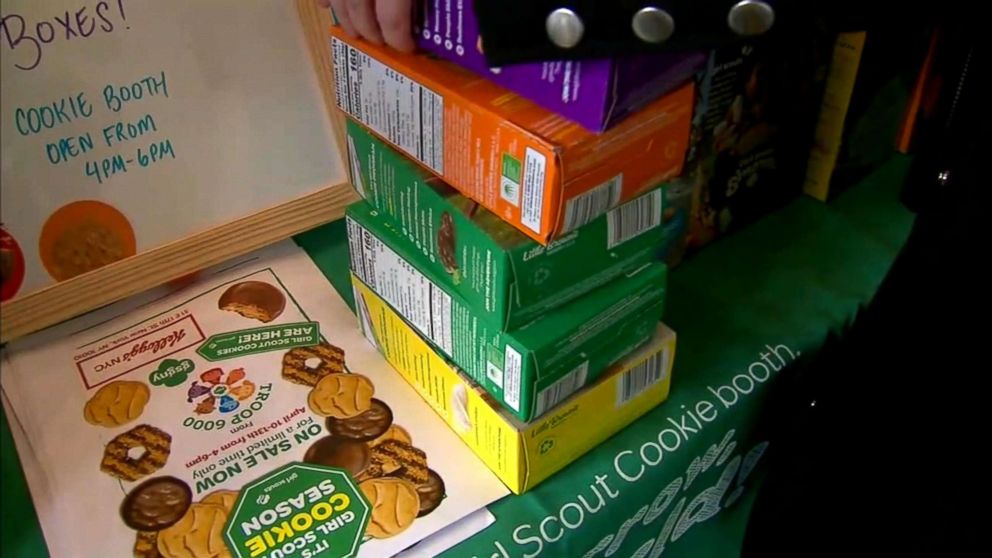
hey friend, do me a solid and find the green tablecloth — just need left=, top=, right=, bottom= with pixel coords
left=0, top=157, right=913, bottom=557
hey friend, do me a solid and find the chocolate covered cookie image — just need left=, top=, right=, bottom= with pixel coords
left=437, top=211, right=458, bottom=275
left=325, top=398, right=393, bottom=442
left=416, top=469, right=446, bottom=517
left=218, top=281, right=285, bottom=323
left=120, top=476, right=193, bottom=531
left=303, top=436, right=371, bottom=479
left=101, top=424, right=172, bottom=482
left=282, top=342, right=345, bottom=386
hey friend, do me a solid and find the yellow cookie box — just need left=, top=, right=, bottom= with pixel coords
left=352, top=274, right=677, bottom=494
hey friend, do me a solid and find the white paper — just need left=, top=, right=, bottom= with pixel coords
left=394, top=508, right=496, bottom=558
left=1, top=240, right=508, bottom=558
left=0, top=0, right=344, bottom=300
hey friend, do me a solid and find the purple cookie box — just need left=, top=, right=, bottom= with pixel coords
left=415, top=0, right=705, bottom=132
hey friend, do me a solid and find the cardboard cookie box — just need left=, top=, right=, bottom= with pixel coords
left=330, top=26, right=694, bottom=245
left=414, top=0, right=705, bottom=132
left=346, top=201, right=667, bottom=423
left=353, top=283, right=678, bottom=494
left=345, top=120, right=668, bottom=330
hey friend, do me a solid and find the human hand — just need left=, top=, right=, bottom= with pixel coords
left=318, top=0, right=416, bottom=52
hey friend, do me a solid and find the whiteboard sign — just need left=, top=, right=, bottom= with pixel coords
left=0, top=0, right=350, bottom=340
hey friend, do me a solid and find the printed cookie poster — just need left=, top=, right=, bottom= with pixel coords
left=1, top=241, right=508, bottom=557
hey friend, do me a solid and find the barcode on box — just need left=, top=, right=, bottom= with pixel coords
left=607, top=189, right=663, bottom=249
left=616, top=348, right=669, bottom=407
left=331, top=37, right=444, bottom=173
left=533, top=361, right=589, bottom=417
left=562, top=174, right=623, bottom=233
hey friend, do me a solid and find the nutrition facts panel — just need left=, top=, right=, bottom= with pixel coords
left=347, top=218, right=454, bottom=355
left=333, top=38, right=444, bottom=174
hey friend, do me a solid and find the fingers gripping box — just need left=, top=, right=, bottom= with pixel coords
left=345, top=119, right=668, bottom=330
left=353, top=283, right=678, bottom=494
left=330, top=26, right=694, bottom=245
left=345, top=202, right=668, bottom=422
left=414, top=0, right=706, bottom=132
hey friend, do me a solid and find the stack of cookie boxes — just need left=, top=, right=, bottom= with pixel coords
left=332, top=18, right=690, bottom=493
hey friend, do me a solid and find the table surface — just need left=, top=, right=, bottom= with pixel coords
left=1, top=157, right=914, bottom=558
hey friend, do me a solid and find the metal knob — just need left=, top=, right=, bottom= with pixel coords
left=632, top=7, right=676, bottom=44
left=546, top=7, right=585, bottom=49
left=727, top=0, right=775, bottom=37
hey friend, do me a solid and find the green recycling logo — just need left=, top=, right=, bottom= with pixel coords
left=539, top=438, right=556, bottom=455
left=224, top=463, right=370, bottom=558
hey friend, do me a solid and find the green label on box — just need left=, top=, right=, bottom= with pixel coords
left=224, top=463, right=370, bottom=558
left=501, top=153, right=521, bottom=183
left=197, top=322, right=320, bottom=361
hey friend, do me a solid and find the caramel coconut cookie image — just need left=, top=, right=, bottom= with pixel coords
left=282, top=342, right=345, bottom=386
left=100, top=424, right=172, bottom=482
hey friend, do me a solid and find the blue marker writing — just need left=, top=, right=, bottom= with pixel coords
left=103, top=71, right=169, bottom=113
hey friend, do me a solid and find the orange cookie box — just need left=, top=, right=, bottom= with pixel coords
left=330, top=26, right=695, bottom=245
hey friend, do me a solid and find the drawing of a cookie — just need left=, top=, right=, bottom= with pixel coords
left=325, top=398, right=392, bottom=442
left=84, top=380, right=150, bottom=427
left=359, top=478, right=421, bottom=539
left=303, top=436, right=370, bottom=478
left=416, top=469, right=446, bottom=517
left=438, top=211, right=458, bottom=274
left=156, top=502, right=230, bottom=558
left=307, top=373, right=374, bottom=418
left=372, top=440, right=429, bottom=485
left=100, top=425, right=172, bottom=482
left=370, top=424, right=412, bottom=447
left=282, top=342, right=345, bottom=386
left=0, top=231, right=25, bottom=301
left=134, top=531, right=162, bottom=558
left=200, top=490, right=238, bottom=512
left=120, top=476, right=193, bottom=531
left=38, top=200, right=136, bottom=281
left=218, top=281, right=285, bottom=323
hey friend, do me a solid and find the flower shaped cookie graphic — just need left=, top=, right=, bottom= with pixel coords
left=187, top=367, right=256, bottom=415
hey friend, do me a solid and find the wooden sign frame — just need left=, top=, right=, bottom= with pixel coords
left=0, top=1, right=356, bottom=343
